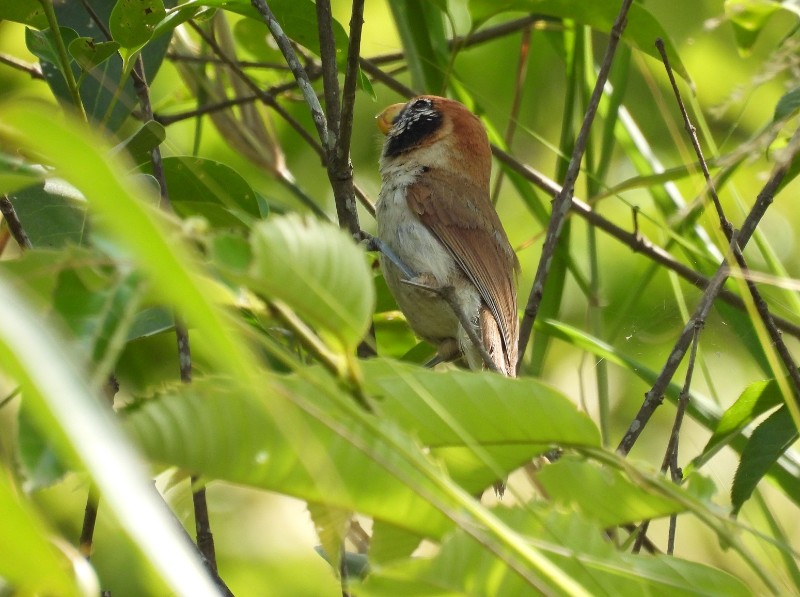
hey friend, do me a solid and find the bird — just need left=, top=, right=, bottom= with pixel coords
left=375, top=95, right=519, bottom=376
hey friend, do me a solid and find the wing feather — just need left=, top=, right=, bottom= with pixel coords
left=407, top=169, right=519, bottom=373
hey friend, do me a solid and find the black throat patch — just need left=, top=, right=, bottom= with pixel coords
left=383, top=98, right=442, bottom=158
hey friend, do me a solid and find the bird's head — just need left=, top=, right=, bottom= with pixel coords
left=376, top=96, right=491, bottom=187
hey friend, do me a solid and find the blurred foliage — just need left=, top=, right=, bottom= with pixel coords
left=1, top=0, right=800, bottom=595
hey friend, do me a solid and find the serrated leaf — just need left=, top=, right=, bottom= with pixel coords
left=247, top=215, right=374, bottom=352
left=732, top=405, right=798, bottom=514
left=157, top=156, right=260, bottom=228
left=68, top=37, right=121, bottom=71
left=469, top=0, right=691, bottom=83
left=110, top=0, right=167, bottom=49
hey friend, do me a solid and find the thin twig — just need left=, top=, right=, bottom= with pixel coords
left=0, top=195, right=33, bottom=250
left=490, top=24, right=533, bottom=205
left=78, top=487, right=100, bottom=558
left=359, top=60, right=800, bottom=342
left=656, top=38, right=800, bottom=412
left=187, top=20, right=325, bottom=160
left=517, top=0, right=636, bottom=372
left=251, top=0, right=329, bottom=145
left=166, top=53, right=291, bottom=70
left=132, top=42, right=223, bottom=579
left=617, top=128, right=800, bottom=456
left=0, top=52, right=43, bottom=79
left=491, top=147, right=800, bottom=341
left=634, top=324, right=699, bottom=555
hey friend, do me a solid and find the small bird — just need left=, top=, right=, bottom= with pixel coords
left=376, top=96, right=519, bottom=376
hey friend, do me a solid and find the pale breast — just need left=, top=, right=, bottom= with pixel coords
left=376, top=178, right=462, bottom=344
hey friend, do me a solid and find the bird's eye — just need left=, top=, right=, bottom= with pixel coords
left=410, top=98, right=431, bottom=111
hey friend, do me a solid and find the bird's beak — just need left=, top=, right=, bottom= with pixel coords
left=376, top=103, right=405, bottom=135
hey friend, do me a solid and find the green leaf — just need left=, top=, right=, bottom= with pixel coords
left=359, top=506, right=750, bottom=596
left=536, top=455, right=683, bottom=527
left=0, top=0, right=47, bottom=29
left=0, top=275, right=221, bottom=595
left=774, top=85, right=800, bottom=122
left=364, top=359, right=600, bottom=492
left=122, top=374, right=457, bottom=539
left=51, top=267, right=145, bottom=367
left=68, top=37, right=121, bottom=71
left=0, top=471, right=94, bottom=596
left=7, top=181, right=89, bottom=248
left=126, top=306, right=175, bottom=340
left=725, top=0, right=799, bottom=54
left=387, top=0, right=449, bottom=93
left=109, top=0, right=167, bottom=49
left=470, top=0, right=691, bottom=82
left=156, top=0, right=349, bottom=67
left=307, top=502, right=351, bottom=576
left=539, top=319, right=800, bottom=509
left=17, top=405, right=69, bottom=490
left=701, top=377, right=785, bottom=462
left=44, top=0, right=172, bottom=132
left=0, top=153, right=43, bottom=194
left=247, top=214, right=374, bottom=352
left=25, top=26, right=79, bottom=71
left=111, top=120, right=166, bottom=165
left=731, top=405, right=798, bottom=514
left=157, top=156, right=261, bottom=227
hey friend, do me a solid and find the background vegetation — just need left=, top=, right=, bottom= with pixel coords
left=1, top=0, right=799, bottom=595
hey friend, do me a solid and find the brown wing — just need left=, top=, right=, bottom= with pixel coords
left=407, top=169, right=519, bottom=374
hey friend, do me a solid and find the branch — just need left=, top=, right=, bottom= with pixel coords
left=517, top=0, right=636, bottom=372
left=0, top=195, right=33, bottom=250
left=250, top=0, right=329, bottom=146
left=0, top=52, right=43, bottom=79
left=656, top=38, right=800, bottom=415
left=617, top=127, right=800, bottom=456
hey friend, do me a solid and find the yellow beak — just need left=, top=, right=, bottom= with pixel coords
left=376, top=103, right=405, bottom=135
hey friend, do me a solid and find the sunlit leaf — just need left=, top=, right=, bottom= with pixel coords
left=702, top=376, right=785, bottom=460
left=0, top=472, right=94, bottom=596
left=732, top=406, right=798, bottom=514
left=358, top=506, right=750, bottom=596
left=7, top=181, right=89, bottom=248
left=157, top=156, right=261, bottom=228
left=247, top=215, right=374, bottom=352
left=0, top=0, right=47, bottom=29
left=536, top=455, right=683, bottom=527
left=774, top=85, right=800, bottom=122
left=110, top=0, right=167, bottom=49
left=68, top=37, right=121, bottom=71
